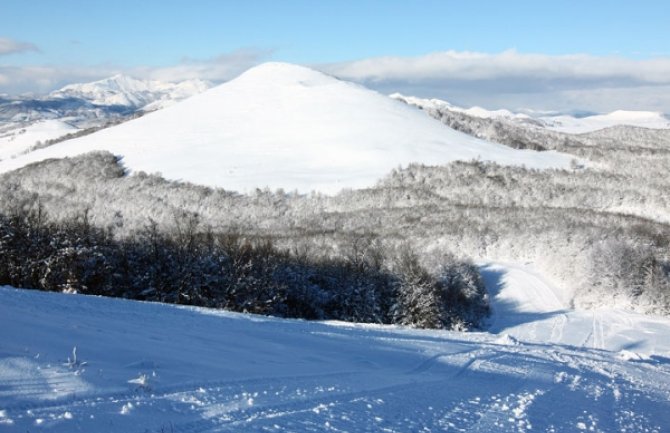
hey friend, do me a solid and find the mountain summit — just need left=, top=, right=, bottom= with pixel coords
left=0, top=62, right=576, bottom=193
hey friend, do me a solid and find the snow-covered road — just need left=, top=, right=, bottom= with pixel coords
left=1, top=265, right=670, bottom=432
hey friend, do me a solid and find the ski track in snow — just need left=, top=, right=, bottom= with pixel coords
left=1, top=262, right=670, bottom=432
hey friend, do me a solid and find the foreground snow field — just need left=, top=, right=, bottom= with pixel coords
left=2, top=263, right=669, bottom=432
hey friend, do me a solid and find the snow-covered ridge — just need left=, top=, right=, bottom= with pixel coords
left=50, top=74, right=211, bottom=110
left=0, top=62, right=578, bottom=194
left=391, top=93, right=535, bottom=122
left=392, top=93, right=670, bottom=133
left=543, top=110, right=670, bottom=133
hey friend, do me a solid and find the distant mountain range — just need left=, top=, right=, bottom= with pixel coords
left=391, top=94, right=670, bottom=134
left=0, top=75, right=211, bottom=161
left=0, top=74, right=210, bottom=127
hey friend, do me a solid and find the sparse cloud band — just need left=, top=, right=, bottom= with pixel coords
left=0, top=37, right=39, bottom=55
left=2, top=48, right=670, bottom=113
left=317, top=50, right=670, bottom=113
left=0, top=48, right=271, bottom=95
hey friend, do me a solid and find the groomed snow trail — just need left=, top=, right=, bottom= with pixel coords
left=481, top=262, right=670, bottom=355
left=1, top=287, right=669, bottom=432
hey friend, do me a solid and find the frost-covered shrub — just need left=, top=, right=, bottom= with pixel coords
left=577, top=238, right=670, bottom=314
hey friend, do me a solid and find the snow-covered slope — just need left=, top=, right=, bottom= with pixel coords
left=481, top=262, right=670, bottom=355
left=0, top=63, right=577, bottom=194
left=0, top=120, right=78, bottom=161
left=50, top=74, right=210, bottom=110
left=1, top=285, right=669, bottom=432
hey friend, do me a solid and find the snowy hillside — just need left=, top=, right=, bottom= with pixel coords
left=0, top=120, right=78, bottom=161
left=392, top=94, right=670, bottom=133
left=1, top=273, right=669, bottom=432
left=0, top=62, right=577, bottom=194
left=50, top=74, right=210, bottom=110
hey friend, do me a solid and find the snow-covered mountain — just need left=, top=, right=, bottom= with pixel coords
left=392, top=94, right=670, bottom=133
left=0, top=62, right=577, bottom=194
left=0, top=74, right=211, bottom=161
left=50, top=74, right=210, bottom=110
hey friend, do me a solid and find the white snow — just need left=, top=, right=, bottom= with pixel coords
left=1, top=274, right=669, bottom=432
left=0, top=120, right=78, bottom=161
left=481, top=262, right=670, bottom=355
left=0, top=63, right=577, bottom=194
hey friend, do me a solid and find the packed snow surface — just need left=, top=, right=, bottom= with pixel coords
left=2, top=262, right=670, bottom=432
left=0, top=63, right=576, bottom=194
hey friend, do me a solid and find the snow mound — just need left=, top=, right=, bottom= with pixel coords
left=618, top=350, right=652, bottom=363
left=494, top=333, right=520, bottom=346
left=0, top=62, right=577, bottom=194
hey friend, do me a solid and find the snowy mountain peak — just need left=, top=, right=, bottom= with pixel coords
left=50, top=74, right=211, bottom=109
left=230, top=62, right=340, bottom=89
left=238, top=62, right=329, bottom=79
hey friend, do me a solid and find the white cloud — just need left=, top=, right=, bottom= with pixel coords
left=0, top=37, right=39, bottom=55
left=0, top=48, right=270, bottom=94
left=318, top=50, right=670, bottom=112
left=135, top=49, right=273, bottom=82
left=322, top=50, right=670, bottom=84
left=2, top=48, right=669, bottom=113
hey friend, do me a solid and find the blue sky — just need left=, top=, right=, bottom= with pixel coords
left=2, top=0, right=670, bottom=111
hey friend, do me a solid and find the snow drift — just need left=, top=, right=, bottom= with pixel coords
left=0, top=62, right=577, bottom=194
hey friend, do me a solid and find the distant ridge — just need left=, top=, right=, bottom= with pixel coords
left=392, top=94, right=670, bottom=133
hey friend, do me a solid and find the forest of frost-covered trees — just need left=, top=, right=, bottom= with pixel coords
left=1, top=121, right=669, bottom=320
left=0, top=199, right=488, bottom=330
